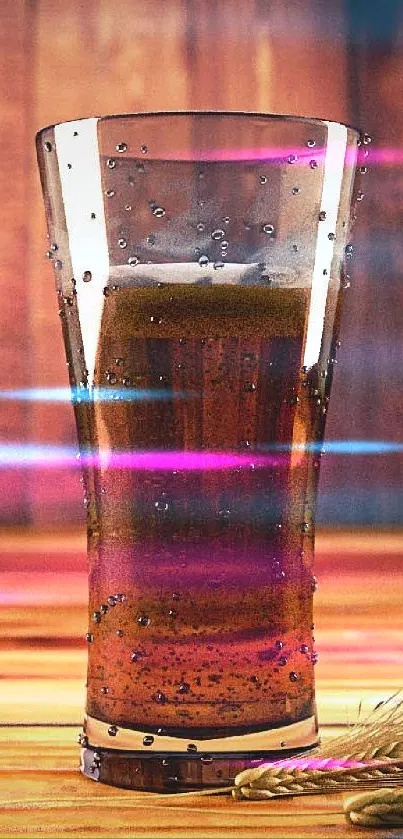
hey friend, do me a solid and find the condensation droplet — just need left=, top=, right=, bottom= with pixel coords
left=116, top=142, right=127, bottom=153
left=128, top=255, right=139, bottom=266
left=278, top=656, right=288, bottom=666
left=156, top=691, right=167, bottom=703
left=262, top=223, right=275, bottom=236
left=198, top=255, right=209, bottom=268
left=359, top=166, right=368, bottom=175
left=106, top=158, right=116, bottom=169
left=152, top=206, right=165, bottom=218
left=292, top=244, right=299, bottom=253
left=306, top=139, right=316, bottom=148
left=211, top=228, right=225, bottom=241
left=146, top=234, right=156, bottom=245
left=287, top=154, right=298, bottom=164
left=213, top=261, right=225, bottom=270
left=116, top=629, right=124, bottom=637
left=44, top=141, right=52, bottom=152
left=289, top=671, right=299, bottom=682
left=90, top=212, right=96, bottom=219
left=150, top=315, right=163, bottom=324
left=140, top=144, right=148, bottom=154
left=143, top=735, right=154, bottom=746
left=125, top=203, right=132, bottom=211
left=105, top=189, right=115, bottom=198
left=138, top=615, right=150, bottom=627
left=85, top=632, right=94, bottom=643
left=319, top=211, right=327, bottom=221
left=178, top=681, right=189, bottom=694
left=54, top=259, right=63, bottom=270
left=309, top=159, right=318, bottom=170
left=259, top=175, right=268, bottom=184
left=155, top=497, right=169, bottom=512
left=118, top=238, right=127, bottom=249
left=222, top=216, right=231, bottom=224
left=187, top=743, right=197, bottom=753
left=108, top=725, right=118, bottom=736
left=101, top=686, right=109, bottom=694
left=292, top=187, right=301, bottom=195
left=356, top=191, right=365, bottom=202
left=328, top=232, right=335, bottom=241
left=363, top=133, right=372, bottom=145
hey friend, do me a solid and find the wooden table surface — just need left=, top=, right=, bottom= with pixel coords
left=1, top=529, right=403, bottom=838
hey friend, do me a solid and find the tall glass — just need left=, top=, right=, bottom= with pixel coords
left=36, top=112, right=360, bottom=792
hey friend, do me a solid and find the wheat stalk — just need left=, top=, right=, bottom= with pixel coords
left=344, top=788, right=403, bottom=827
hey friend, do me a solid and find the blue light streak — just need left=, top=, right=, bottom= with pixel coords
left=0, top=387, right=191, bottom=403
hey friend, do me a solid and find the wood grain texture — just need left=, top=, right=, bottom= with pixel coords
left=0, top=728, right=396, bottom=838
left=0, top=0, right=31, bottom=525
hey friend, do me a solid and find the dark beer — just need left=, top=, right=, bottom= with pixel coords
left=69, top=273, right=340, bottom=787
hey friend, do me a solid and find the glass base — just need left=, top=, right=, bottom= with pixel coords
left=80, top=714, right=318, bottom=792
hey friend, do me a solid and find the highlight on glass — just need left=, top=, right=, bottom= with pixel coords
left=36, top=112, right=362, bottom=792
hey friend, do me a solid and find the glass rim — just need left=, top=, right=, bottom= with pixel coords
left=36, top=109, right=361, bottom=141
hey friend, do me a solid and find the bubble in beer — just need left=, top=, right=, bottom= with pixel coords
left=82, top=270, right=92, bottom=282
left=300, top=644, right=309, bottom=654
left=311, top=650, right=319, bottom=664
left=101, top=686, right=109, bottom=694
left=92, top=611, right=101, bottom=623
left=99, top=604, right=109, bottom=614
left=107, top=596, right=117, bottom=606
left=152, top=206, right=165, bottom=218
left=156, top=691, right=167, bottom=703
left=118, top=238, right=127, bottom=249
left=311, top=575, right=318, bottom=592
left=138, top=615, right=150, bottom=627
left=289, top=671, right=299, bottom=682
left=278, top=656, right=288, bottom=666
left=116, top=629, right=124, bottom=637
left=128, top=255, right=139, bottom=266
left=178, top=682, right=189, bottom=693
left=116, top=142, right=127, bottom=153
left=211, top=229, right=225, bottom=240
left=122, top=376, right=132, bottom=387
left=275, top=640, right=284, bottom=650
left=85, top=632, right=94, bottom=643
left=106, top=158, right=116, bottom=169
left=262, top=223, right=275, bottom=236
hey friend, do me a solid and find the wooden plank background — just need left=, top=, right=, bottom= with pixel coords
left=0, top=0, right=402, bottom=528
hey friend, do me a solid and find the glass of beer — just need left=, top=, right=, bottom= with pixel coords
left=36, top=112, right=360, bottom=792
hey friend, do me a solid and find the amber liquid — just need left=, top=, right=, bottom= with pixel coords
left=70, top=278, right=336, bottom=790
